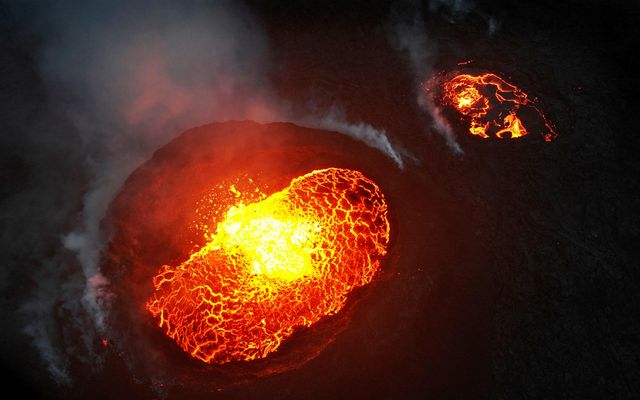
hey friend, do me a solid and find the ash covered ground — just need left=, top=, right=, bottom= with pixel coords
left=1, top=1, right=639, bottom=399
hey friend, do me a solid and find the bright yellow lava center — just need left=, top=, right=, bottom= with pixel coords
left=457, top=86, right=481, bottom=108
left=211, top=191, right=321, bottom=282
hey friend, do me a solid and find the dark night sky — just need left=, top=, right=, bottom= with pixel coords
left=1, top=1, right=639, bottom=399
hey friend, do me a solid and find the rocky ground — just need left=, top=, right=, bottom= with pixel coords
left=1, top=1, right=638, bottom=398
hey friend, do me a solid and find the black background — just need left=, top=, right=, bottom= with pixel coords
left=1, top=1, right=639, bottom=398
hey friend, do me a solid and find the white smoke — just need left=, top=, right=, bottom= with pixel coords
left=17, top=0, right=408, bottom=384
left=389, top=1, right=504, bottom=154
left=418, top=91, right=463, bottom=154
left=390, top=3, right=464, bottom=154
left=429, top=0, right=499, bottom=35
left=298, top=107, right=406, bottom=169
left=21, top=259, right=75, bottom=384
left=21, top=0, right=275, bottom=383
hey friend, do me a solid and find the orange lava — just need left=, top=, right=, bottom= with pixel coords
left=442, top=73, right=557, bottom=141
left=146, top=168, right=390, bottom=364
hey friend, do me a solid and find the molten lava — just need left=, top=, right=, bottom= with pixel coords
left=441, top=73, right=557, bottom=141
left=146, top=168, right=390, bottom=364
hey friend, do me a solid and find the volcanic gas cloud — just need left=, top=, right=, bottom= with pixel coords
left=146, top=167, right=390, bottom=364
left=434, top=72, right=558, bottom=141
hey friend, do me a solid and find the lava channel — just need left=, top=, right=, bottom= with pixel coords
left=439, top=72, right=558, bottom=141
left=146, top=168, right=390, bottom=365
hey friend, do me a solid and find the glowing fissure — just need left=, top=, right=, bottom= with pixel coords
left=442, top=73, right=558, bottom=141
left=146, top=168, right=390, bottom=364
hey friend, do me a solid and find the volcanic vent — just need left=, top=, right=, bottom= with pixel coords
left=102, top=121, right=398, bottom=386
left=424, top=68, right=558, bottom=142
left=146, top=168, right=390, bottom=364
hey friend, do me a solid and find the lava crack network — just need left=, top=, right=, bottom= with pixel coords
left=146, top=168, right=390, bottom=364
left=441, top=73, right=557, bottom=141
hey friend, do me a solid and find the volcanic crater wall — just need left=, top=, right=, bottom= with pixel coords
left=101, top=121, right=411, bottom=389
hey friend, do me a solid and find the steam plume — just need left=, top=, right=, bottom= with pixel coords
left=390, top=3, right=463, bottom=154
left=11, top=0, right=406, bottom=383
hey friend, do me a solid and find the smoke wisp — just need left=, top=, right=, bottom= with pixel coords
left=6, top=0, right=408, bottom=384
left=17, top=0, right=275, bottom=383
left=389, top=3, right=463, bottom=154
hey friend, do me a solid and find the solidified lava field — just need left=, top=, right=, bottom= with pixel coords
left=1, top=1, right=639, bottom=400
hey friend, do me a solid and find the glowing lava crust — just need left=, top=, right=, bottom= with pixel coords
left=146, top=168, right=390, bottom=365
left=439, top=72, right=557, bottom=141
